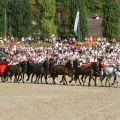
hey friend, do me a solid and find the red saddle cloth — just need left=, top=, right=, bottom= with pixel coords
left=82, top=64, right=90, bottom=69
left=0, top=62, right=9, bottom=74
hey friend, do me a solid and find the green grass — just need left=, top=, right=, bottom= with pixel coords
left=29, top=42, right=53, bottom=47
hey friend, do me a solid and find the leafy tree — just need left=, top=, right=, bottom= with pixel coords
left=78, top=0, right=89, bottom=41
left=102, top=0, right=120, bottom=41
left=56, top=0, right=71, bottom=39
left=31, top=0, right=41, bottom=36
left=0, top=0, right=7, bottom=36
left=10, top=0, right=32, bottom=38
left=37, top=0, right=57, bottom=38
left=85, top=0, right=103, bottom=17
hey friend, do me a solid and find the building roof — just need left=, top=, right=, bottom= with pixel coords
left=88, top=18, right=102, bottom=37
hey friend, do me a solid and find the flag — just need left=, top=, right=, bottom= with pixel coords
left=74, top=10, right=79, bottom=35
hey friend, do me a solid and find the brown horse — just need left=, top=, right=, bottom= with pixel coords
left=82, top=60, right=103, bottom=86
left=50, top=64, right=74, bottom=85
left=71, top=62, right=102, bottom=86
left=3, top=64, right=23, bottom=83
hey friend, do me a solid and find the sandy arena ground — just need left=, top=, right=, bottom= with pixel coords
left=0, top=76, right=120, bottom=120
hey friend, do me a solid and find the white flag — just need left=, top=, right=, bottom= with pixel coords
left=74, top=10, right=79, bottom=34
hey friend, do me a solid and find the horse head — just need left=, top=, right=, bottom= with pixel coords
left=73, top=59, right=80, bottom=69
left=19, top=61, right=28, bottom=73
left=49, top=59, right=55, bottom=71
left=91, top=62, right=102, bottom=75
left=65, top=60, right=73, bottom=70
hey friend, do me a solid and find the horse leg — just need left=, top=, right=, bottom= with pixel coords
left=81, top=75, right=85, bottom=86
left=105, top=77, right=108, bottom=87
left=41, top=74, right=43, bottom=84
left=69, top=75, right=74, bottom=83
left=52, top=76, right=56, bottom=84
left=108, top=76, right=111, bottom=87
left=44, top=74, right=48, bottom=84
left=111, top=75, right=116, bottom=85
left=36, top=74, right=40, bottom=84
left=116, top=76, right=120, bottom=88
left=85, top=75, right=87, bottom=82
left=75, top=78, right=77, bottom=86
left=26, top=72, right=30, bottom=81
left=60, top=75, right=64, bottom=83
left=9, top=75, right=12, bottom=82
left=100, top=75, right=103, bottom=87
left=114, top=76, right=118, bottom=88
left=34, top=74, right=38, bottom=83
left=63, top=75, right=67, bottom=85
left=18, top=74, right=22, bottom=82
left=37, top=74, right=40, bottom=84
left=31, top=74, right=34, bottom=83
left=78, top=77, right=82, bottom=85
left=16, top=74, right=19, bottom=83
left=116, top=77, right=120, bottom=88
left=88, top=76, right=91, bottom=86
left=22, top=74, right=24, bottom=83
left=61, top=75, right=64, bottom=84
left=14, top=74, right=18, bottom=83
left=94, top=76, right=97, bottom=86
left=2, top=75, right=7, bottom=83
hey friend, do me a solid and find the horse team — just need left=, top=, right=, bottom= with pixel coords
left=1, top=59, right=120, bottom=87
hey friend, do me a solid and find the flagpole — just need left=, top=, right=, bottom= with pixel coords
left=4, top=7, right=7, bottom=38
left=78, top=11, right=80, bottom=40
left=74, top=10, right=79, bottom=40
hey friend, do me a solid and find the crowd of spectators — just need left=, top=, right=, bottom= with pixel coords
left=0, top=36, right=119, bottom=67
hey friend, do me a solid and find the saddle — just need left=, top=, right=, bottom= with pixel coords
left=82, top=64, right=90, bottom=69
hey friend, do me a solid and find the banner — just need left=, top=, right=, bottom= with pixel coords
left=74, top=10, right=79, bottom=35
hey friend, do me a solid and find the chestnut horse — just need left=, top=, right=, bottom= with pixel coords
left=50, top=64, right=74, bottom=85
left=70, top=62, right=102, bottom=86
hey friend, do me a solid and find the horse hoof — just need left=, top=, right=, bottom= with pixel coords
left=53, top=82, right=56, bottom=84
left=69, top=81, right=72, bottom=83
left=60, top=80, right=63, bottom=83
left=46, top=82, right=48, bottom=84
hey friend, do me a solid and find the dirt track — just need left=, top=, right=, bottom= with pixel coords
left=0, top=76, right=120, bottom=120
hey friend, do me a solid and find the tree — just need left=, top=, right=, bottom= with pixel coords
left=10, top=0, right=32, bottom=38
left=85, top=0, right=103, bottom=17
left=102, top=0, right=120, bottom=41
left=0, top=0, right=7, bottom=36
left=56, top=0, right=71, bottom=39
left=31, top=0, right=41, bottom=36
left=37, top=0, right=57, bottom=38
left=78, top=0, right=89, bottom=41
